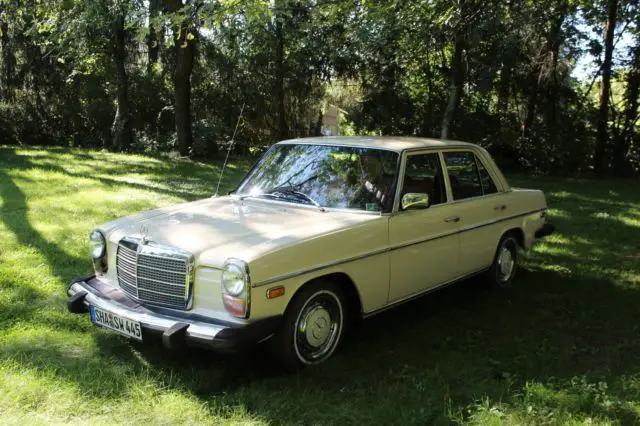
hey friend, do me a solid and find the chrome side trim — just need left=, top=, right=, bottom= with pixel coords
left=459, top=208, right=544, bottom=233
left=252, top=246, right=390, bottom=288
left=388, top=228, right=459, bottom=251
left=362, top=266, right=490, bottom=318
left=252, top=208, right=544, bottom=287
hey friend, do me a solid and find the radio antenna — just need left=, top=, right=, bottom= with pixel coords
left=214, top=103, right=245, bottom=197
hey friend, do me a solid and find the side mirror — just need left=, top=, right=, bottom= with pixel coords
left=401, top=193, right=430, bottom=211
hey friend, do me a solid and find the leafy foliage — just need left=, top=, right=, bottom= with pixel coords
left=0, top=0, right=638, bottom=174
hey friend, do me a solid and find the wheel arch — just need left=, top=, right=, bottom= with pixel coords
left=502, top=227, right=525, bottom=249
left=286, top=272, right=363, bottom=319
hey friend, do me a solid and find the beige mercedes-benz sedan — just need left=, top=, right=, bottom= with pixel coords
left=67, top=136, right=554, bottom=369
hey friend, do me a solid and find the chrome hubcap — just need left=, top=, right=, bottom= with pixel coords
left=497, top=247, right=515, bottom=281
left=294, top=291, right=342, bottom=364
left=301, top=306, right=332, bottom=348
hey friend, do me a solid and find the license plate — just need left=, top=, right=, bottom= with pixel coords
left=90, top=305, right=142, bottom=341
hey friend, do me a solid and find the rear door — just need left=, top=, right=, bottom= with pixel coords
left=441, top=150, right=510, bottom=275
left=388, top=151, right=460, bottom=302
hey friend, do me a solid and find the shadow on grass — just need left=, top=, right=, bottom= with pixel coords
left=1, top=149, right=639, bottom=423
left=0, top=146, right=250, bottom=201
left=2, top=266, right=639, bottom=424
left=0, top=146, right=247, bottom=325
left=0, top=156, right=86, bottom=325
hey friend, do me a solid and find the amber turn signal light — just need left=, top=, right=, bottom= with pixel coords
left=267, top=286, right=285, bottom=299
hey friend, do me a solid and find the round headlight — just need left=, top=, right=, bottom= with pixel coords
left=90, top=230, right=106, bottom=259
left=222, top=261, right=247, bottom=297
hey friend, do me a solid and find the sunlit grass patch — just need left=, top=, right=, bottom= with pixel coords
left=0, top=147, right=639, bottom=424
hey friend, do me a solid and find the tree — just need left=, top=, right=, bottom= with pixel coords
left=147, top=0, right=162, bottom=73
left=165, top=0, right=196, bottom=156
left=441, top=0, right=469, bottom=140
left=613, top=32, right=639, bottom=176
left=0, top=5, right=15, bottom=101
left=111, top=5, right=133, bottom=152
left=49, top=0, right=136, bottom=151
left=274, top=0, right=289, bottom=140
left=522, top=0, right=571, bottom=140
left=593, top=0, right=619, bottom=174
left=544, top=0, right=570, bottom=143
left=0, top=0, right=637, bottom=174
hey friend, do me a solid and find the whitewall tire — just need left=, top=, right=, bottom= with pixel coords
left=269, top=280, right=346, bottom=370
left=487, top=233, right=519, bottom=288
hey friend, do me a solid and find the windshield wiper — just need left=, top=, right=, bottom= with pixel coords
left=241, top=187, right=325, bottom=211
left=267, top=187, right=325, bottom=209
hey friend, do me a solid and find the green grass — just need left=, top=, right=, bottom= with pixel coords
left=0, top=146, right=639, bottom=425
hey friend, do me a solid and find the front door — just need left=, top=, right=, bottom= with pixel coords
left=388, top=151, right=460, bottom=302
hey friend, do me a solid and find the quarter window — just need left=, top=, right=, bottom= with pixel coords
left=401, top=153, right=446, bottom=206
left=443, top=152, right=483, bottom=200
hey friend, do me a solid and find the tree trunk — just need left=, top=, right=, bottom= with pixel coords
left=110, top=13, right=133, bottom=152
left=497, top=62, right=511, bottom=114
left=24, top=0, right=46, bottom=126
left=613, top=38, right=639, bottom=176
left=545, top=0, right=568, bottom=143
left=441, top=27, right=465, bottom=140
left=147, top=0, right=161, bottom=73
left=523, top=67, right=540, bottom=138
left=275, top=1, right=289, bottom=140
left=166, top=0, right=195, bottom=157
left=423, top=45, right=433, bottom=136
left=497, top=0, right=514, bottom=118
left=593, top=0, right=618, bottom=174
left=0, top=14, right=15, bottom=101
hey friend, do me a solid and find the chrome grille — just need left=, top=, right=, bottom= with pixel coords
left=115, top=237, right=193, bottom=309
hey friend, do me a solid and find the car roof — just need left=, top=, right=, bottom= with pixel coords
left=277, top=136, right=477, bottom=152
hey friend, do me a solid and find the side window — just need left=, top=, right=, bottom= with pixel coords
left=443, top=151, right=483, bottom=200
left=477, top=158, right=498, bottom=194
left=401, top=153, right=446, bottom=206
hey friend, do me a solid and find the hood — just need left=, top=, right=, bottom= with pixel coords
left=102, top=196, right=378, bottom=267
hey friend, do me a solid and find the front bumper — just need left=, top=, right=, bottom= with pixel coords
left=67, top=276, right=281, bottom=352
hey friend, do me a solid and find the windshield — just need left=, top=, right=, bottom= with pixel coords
left=236, top=144, right=400, bottom=213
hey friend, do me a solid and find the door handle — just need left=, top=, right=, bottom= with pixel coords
left=444, top=216, right=460, bottom=223
left=494, top=204, right=507, bottom=211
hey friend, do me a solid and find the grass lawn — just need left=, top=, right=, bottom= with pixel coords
left=0, top=146, right=639, bottom=425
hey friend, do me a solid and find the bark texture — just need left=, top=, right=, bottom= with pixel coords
left=441, top=23, right=465, bottom=140
left=275, top=1, right=289, bottom=140
left=0, top=14, right=15, bottom=100
left=166, top=0, right=195, bottom=156
left=613, top=39, right=639, bottom=176
left=110, top=13, right=133, bottom=152
left=147, top=0, right=161, bottom=73
left=593, top=0, right=618, bottom=174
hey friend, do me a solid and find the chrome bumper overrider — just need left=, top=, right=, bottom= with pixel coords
left=67, top=277, right=281, bottom=352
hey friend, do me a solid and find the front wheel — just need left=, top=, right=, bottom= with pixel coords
left=269, top=280, right=346, bottom=371
left=486, top=233, right=519, bottom=288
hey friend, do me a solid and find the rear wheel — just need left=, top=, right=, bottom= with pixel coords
left=269, top=280, right=346, bottom=371
left=486, top=233, right=519, bottom=288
